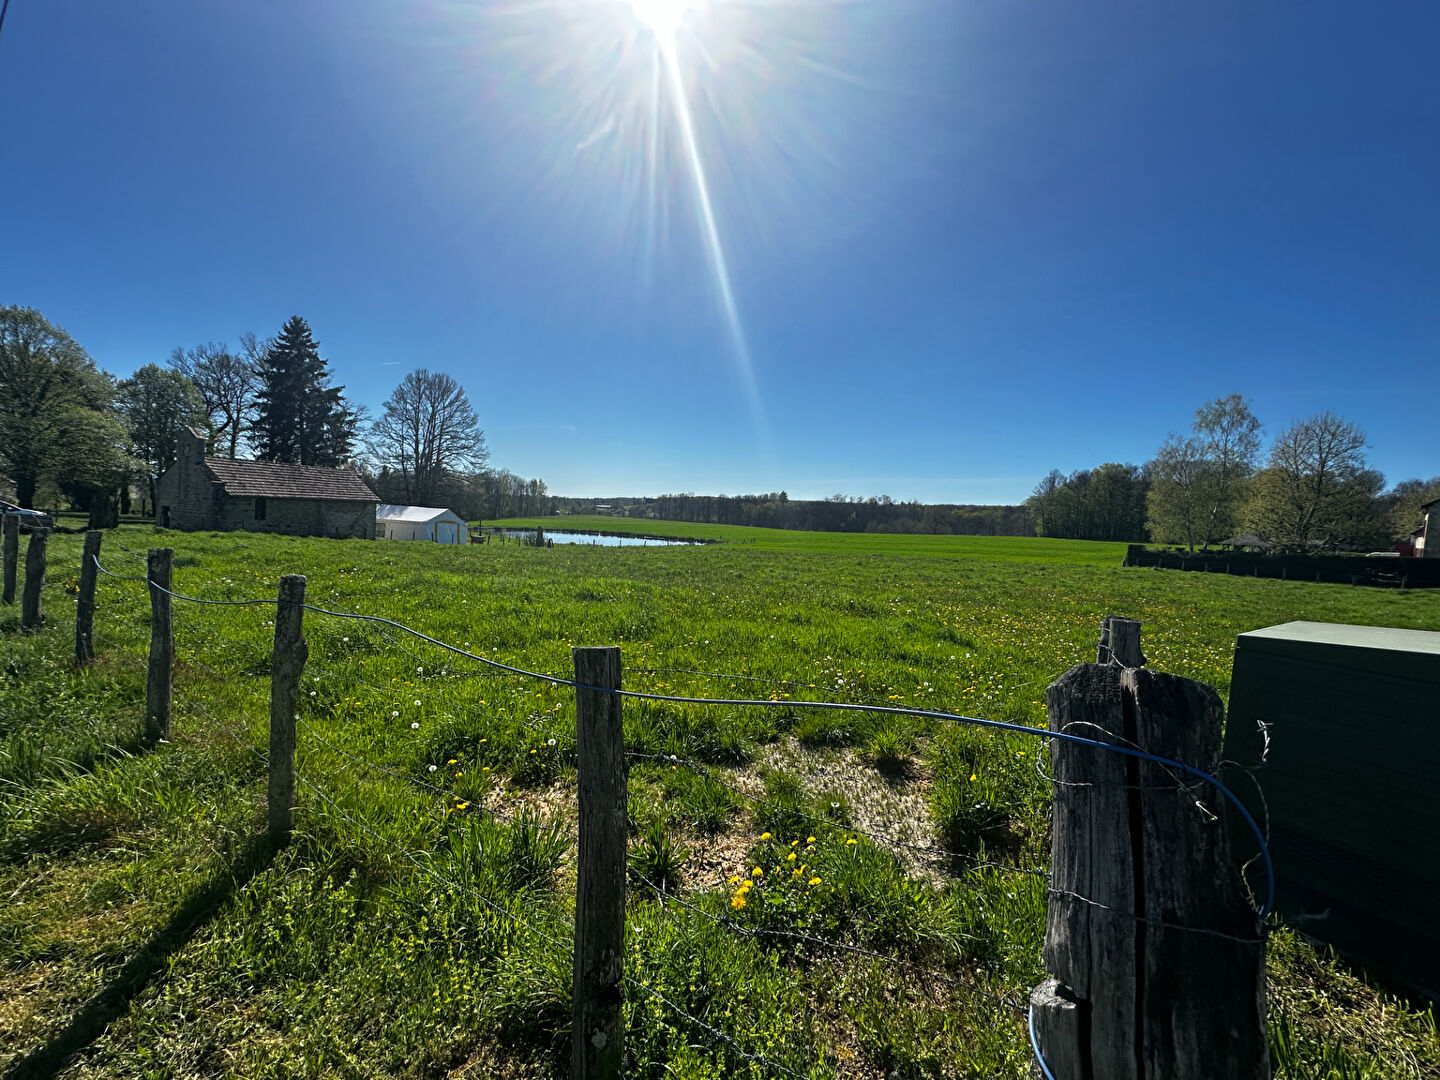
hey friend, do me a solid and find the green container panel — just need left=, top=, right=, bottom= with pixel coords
left=1222, top=621, right=1440, bottom=971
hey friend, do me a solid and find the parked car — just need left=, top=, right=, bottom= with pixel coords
left=0, top=502, right=54, bottom=533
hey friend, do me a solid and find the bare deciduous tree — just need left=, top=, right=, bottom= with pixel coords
left=368, top=370, right=488, bottom=506
left=169, top=338, right=261, bottom=458
left=1246, top=411, right=1384, bottom=552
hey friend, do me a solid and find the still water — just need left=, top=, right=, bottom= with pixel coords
left=493, top=529, right=701, bottom=547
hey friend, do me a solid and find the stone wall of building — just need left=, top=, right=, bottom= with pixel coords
left=153, top=431, right=221, bottom=530
left=215, top=496, right=375, bottom=539
left=155, top=429, right=376, bottom=539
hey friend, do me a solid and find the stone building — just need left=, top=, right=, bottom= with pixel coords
left=154, top=427, right=378, bottom=539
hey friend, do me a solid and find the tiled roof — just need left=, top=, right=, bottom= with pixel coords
left=203, top=457, right=379, bottom=502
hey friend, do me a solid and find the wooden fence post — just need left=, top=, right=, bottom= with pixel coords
left=1032, top=622, right=1268, bottom=1080
left=269, top=574, right=308, bottom=844
left=1096, top=615, right=1143, bottom=668
left=2, top=514, right=17, bottom=604
left=572, top=646, right=626, bottom=1080
left=146, top=548, right=174, bottom=741
left=21, top=529, right=48, bottom=632
left=75, top=531, right=102, bottom=663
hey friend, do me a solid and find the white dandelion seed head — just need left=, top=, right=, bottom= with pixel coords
left=428, top=764, right=438, bottom=772
left=411, top=722, right=420, bottom=730
left=391, top=710, right=400, bottom=718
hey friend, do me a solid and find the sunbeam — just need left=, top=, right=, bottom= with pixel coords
left=651, top=24, right=762, bottom=421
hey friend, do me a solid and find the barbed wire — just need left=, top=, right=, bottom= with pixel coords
left=620, top=972, right=815, bottom=1080
left=90, top=552, right=1276, bottom=917
left=294, top=714, right=578, bottom=841
left=628, top=751, right=1050, bottom=880
left=627, top=866, right=1015, bottom=1014
left=293, top=768, right=573, bottom=949
left=1045, top=887, right=1266, bottom=946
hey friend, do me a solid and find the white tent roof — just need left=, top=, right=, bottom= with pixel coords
left=375, top=504, right=463, bottom=523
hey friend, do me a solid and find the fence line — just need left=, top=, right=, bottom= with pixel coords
left=82, top=550, right=1278, bottom=1077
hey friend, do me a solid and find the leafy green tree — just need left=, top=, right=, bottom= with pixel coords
left=0, top=306, right=114, bottom=508
left=251, top=316, right=357, bottom=466
left=1193, top=394, right=1262, bottom=546
left=1384, top=477, right=1440, bottom=543
left=56, top=409, right=136, bottom=528
left=1146, top=436, right=1213, bottom=551
left=1027, top=464, right=1148, bottom=541
left=1245, top=412, right=1385, bottom=552
left=1147, top=395, right=1261, bottom=550
left=116, top=363, right=208, bottom=512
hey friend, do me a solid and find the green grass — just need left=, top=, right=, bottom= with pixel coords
left=489, top=514, right=1129, bottom=564
left=0, top=524, right=1436, bottom=1078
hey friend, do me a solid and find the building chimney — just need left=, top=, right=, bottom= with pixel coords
left=179, top=425, right=207, bottom=464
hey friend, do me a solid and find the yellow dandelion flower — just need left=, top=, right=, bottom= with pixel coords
left=731, top=892, right=747, bottom=909
left=792, top=869, right=802, bottom=879
left=787, top=852, right=797, bottom=862
left=791, top=840, right=800, bottom=847
left=448, top=759, right=458, bottom=765
left=807, top=836, right=816, bottom=843
left=759, top=832, right=772, bottom=841
left=969, top=772, right=977, bottom=782
left=752, top=866, right=763, bottom=878
left=457, top=802, right=469, bottom=810
left=808, top=877, right=821, bottom=886
left=846, top=838, right=858, bottom=845
left=729, top=876, right=740, bottom=884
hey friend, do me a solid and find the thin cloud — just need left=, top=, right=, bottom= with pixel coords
left=574, top=114, right=617, bottom=155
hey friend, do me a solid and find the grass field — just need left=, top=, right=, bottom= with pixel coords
left=2, top=523, right=1437, bottom=1078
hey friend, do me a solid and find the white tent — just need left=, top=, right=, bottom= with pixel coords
left=375, top=505, right=470, bottom=544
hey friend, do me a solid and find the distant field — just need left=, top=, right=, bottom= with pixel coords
left=489, top=515, right=1129, bottom=564
left=2, top=523, right=1435, bottom=1078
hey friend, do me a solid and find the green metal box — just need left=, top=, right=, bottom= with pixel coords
left=1222, top=621, right=1440, bottom=988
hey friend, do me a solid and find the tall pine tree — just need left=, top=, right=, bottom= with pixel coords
left=251, top=316, right=356, bottom=466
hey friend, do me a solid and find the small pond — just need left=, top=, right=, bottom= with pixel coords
left=490, top=528, right=705, bottom=547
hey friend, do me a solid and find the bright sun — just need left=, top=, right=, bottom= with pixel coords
left=630, top=0, right=691, bottom=39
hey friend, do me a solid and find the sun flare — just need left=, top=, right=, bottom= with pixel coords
left=630, top=0, right=691, bottom=39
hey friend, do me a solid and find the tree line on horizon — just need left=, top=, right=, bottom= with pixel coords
left=561, top=492, right=1033, bottom=536
left=1028, top=395, right=1437, bottom=553
left=0, top=307, right=545, bottom=525
left=4, top=307, right=1429, bottom=549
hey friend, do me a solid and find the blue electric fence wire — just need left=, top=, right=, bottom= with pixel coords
left=92, top=552, right=1277, bottom=920
left=1030, top=1003, right=1058, bottom=1080
left=95, top=553, right=1275, bottom=1079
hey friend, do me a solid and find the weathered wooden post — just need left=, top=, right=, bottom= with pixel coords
left=1031, top=622, right=1268, bottom=1080
left=75, top=531, right=102, bottom=663
left=1096, top=615, right=1143, bottom=668
left=20, top=529, right=48, bottom=632
left=572, top=646, right=626, bottom=1080
left=2, top=513, right=17, bottom=604
left=269, top=575, right=308, bottom=843
left=146, top=548, right=174, bottom=740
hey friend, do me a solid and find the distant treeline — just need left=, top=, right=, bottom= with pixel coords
left=1027, top=464, right=1150, bottom=543
left=549, top=492, right=1033, bottom=536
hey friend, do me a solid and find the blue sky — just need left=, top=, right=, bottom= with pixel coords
left=2, top=1, right=1436, bottom=502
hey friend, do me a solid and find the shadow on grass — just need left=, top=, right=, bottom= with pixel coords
left=2, top=832, right=281, bottom=1080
